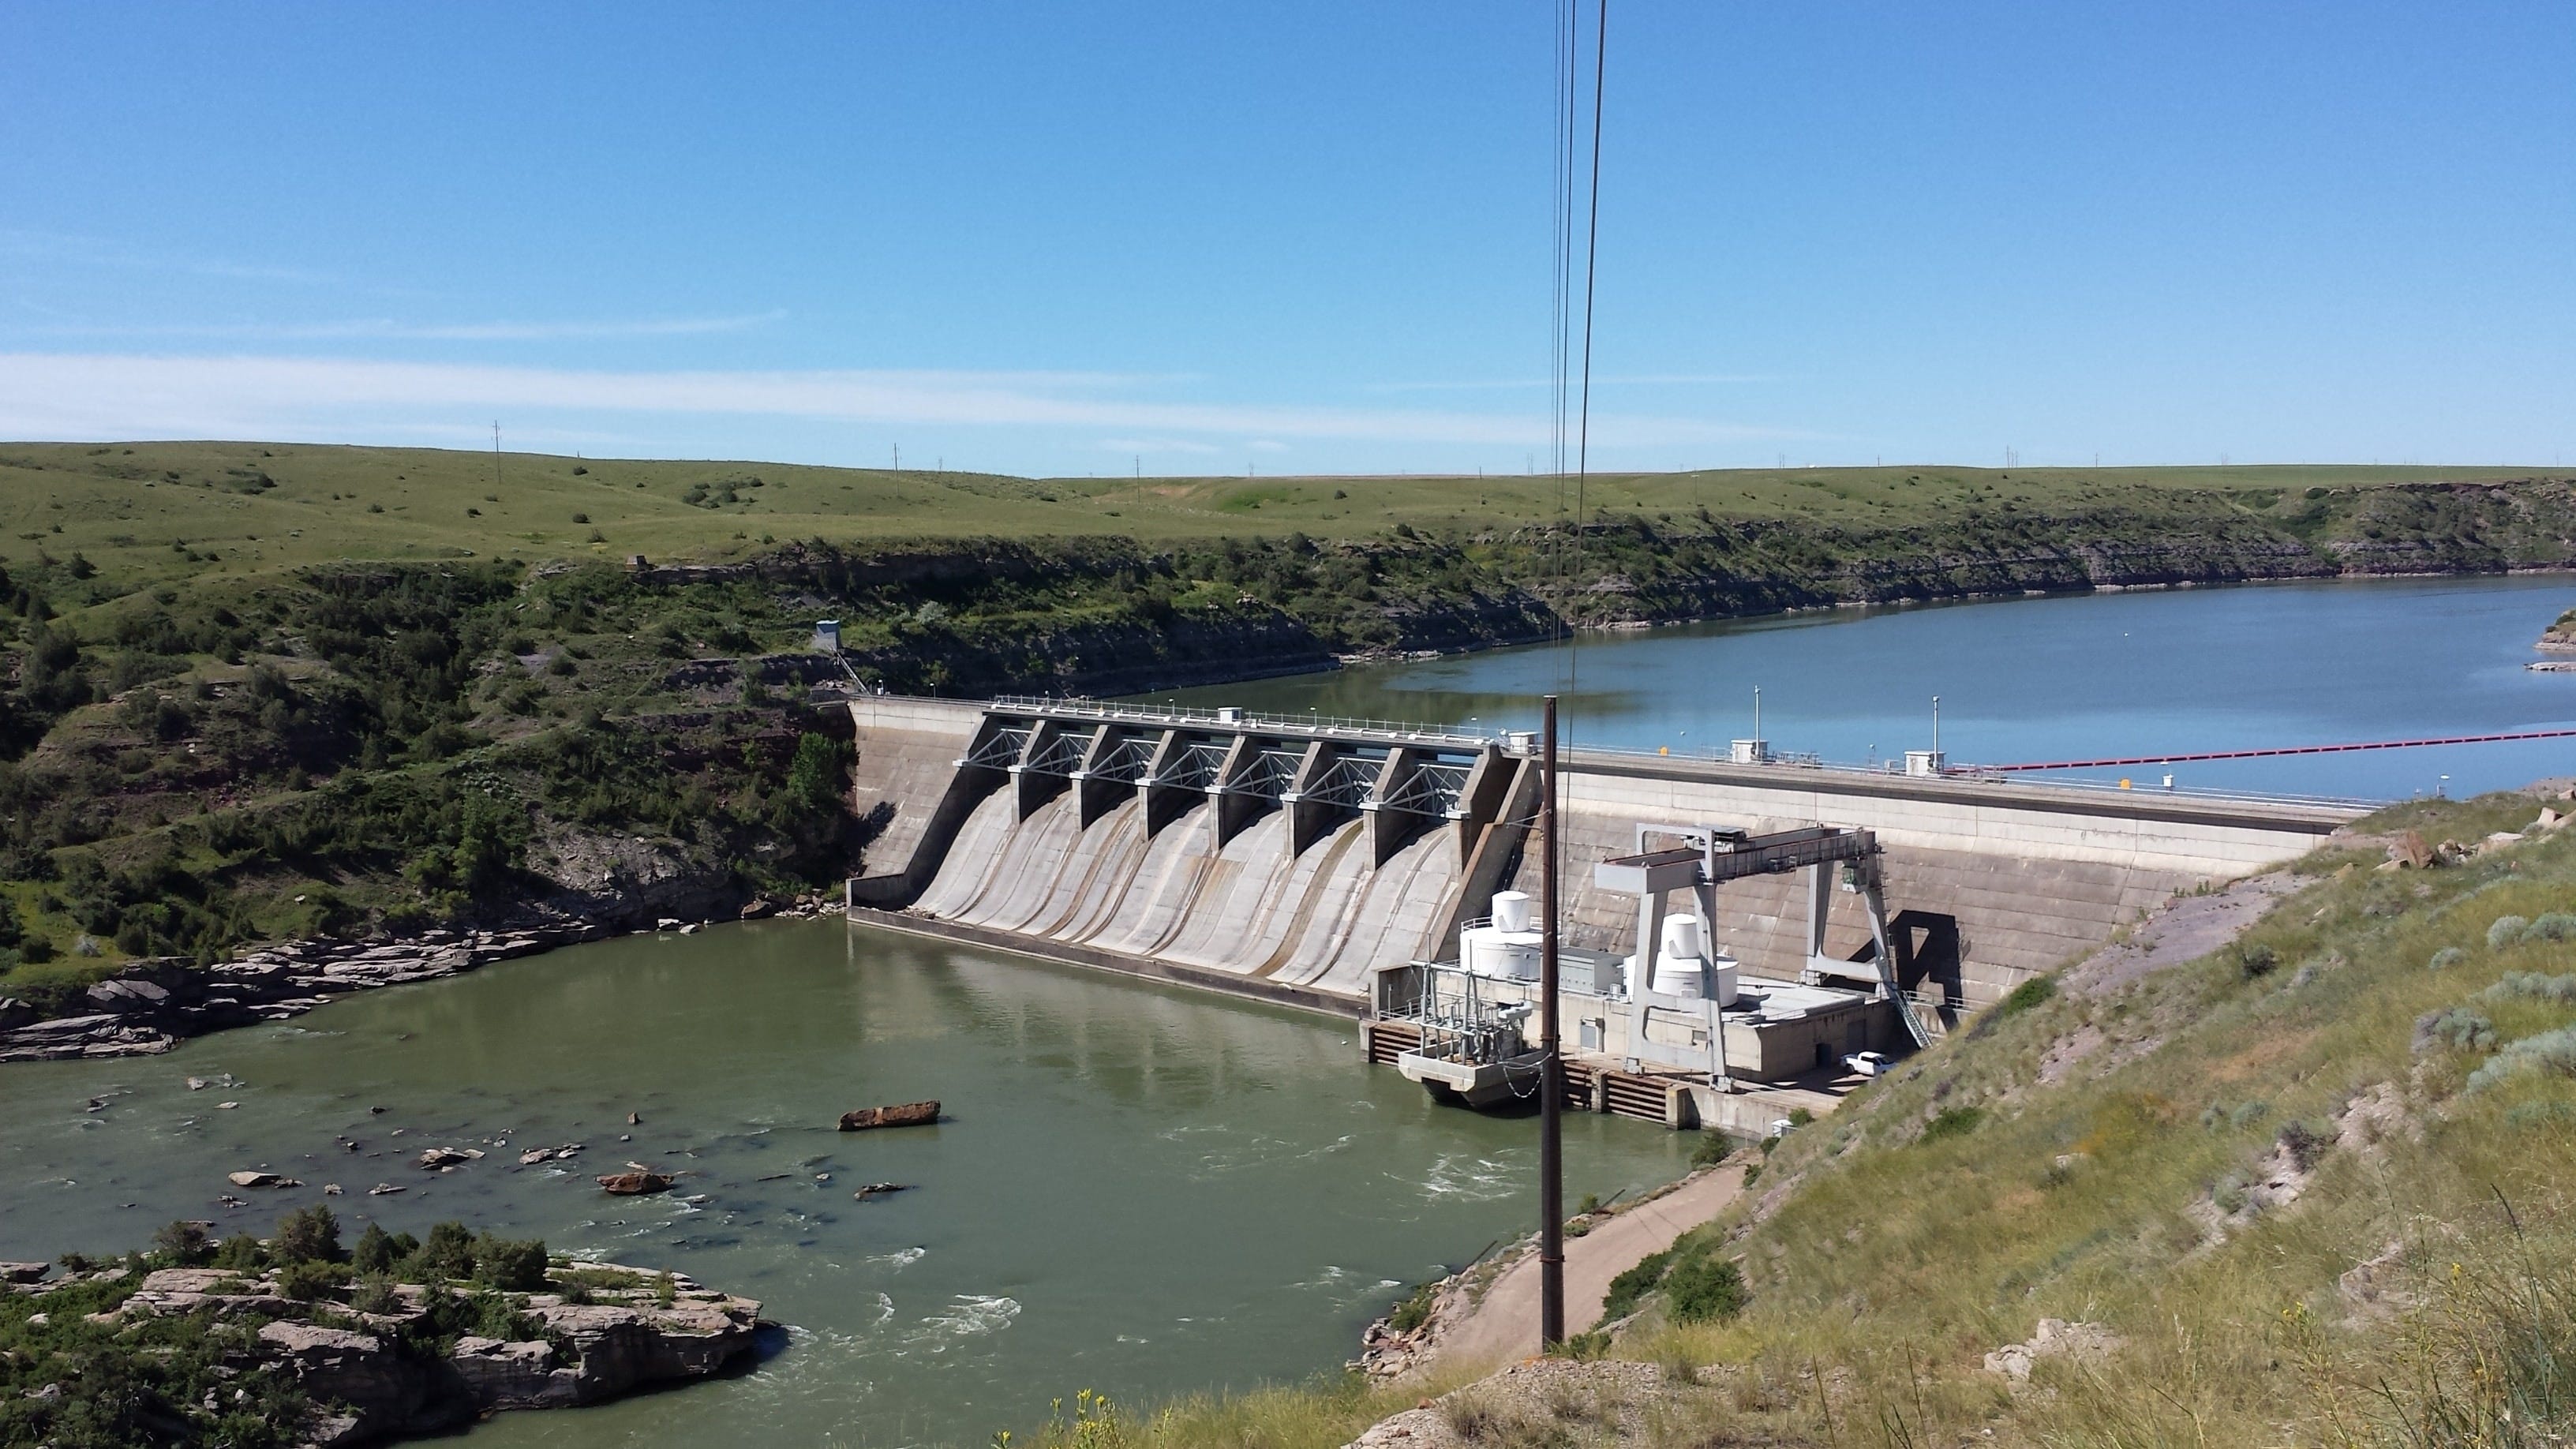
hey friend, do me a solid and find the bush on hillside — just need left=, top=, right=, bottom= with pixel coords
left=271, top=1206, right=343, bottom=1265
left=1663, top=1254, right=1748, bottom=1324
left=2491, top=915, right=2532, bottom=949
left=2415, top=1006, right=2498, bottom=1054
left=1601, top=1249, right=1673, bottom=1324
left=2524, top=912, right=2576, bottom=944
left=1995, top=975, right=2057, bottom=1020
left=2468, top=1028, right=2576, bottom=1093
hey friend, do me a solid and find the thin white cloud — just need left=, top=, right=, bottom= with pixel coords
left=1247, top=440, right=1290, bottom=452
left=0, top=353, right=1799, bottom=451
left=0, top=227, right=341, bottom=287
left=1368, top=373, right=1782, bottom=392
left=15, top=311, right=793, bottom=342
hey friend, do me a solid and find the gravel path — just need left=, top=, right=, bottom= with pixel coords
left=1436, top=1165, right=1747, bottom=1372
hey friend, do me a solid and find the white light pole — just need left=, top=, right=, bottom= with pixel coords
left=1932, top=695, right=1941, bottom=757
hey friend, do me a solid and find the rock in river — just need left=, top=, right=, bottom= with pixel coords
left=597, top=1166, right=674, bottom=1196
left=838, top=1099, right=940, bottom=1131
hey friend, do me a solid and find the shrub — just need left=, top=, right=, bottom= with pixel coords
left=2526, top=913, right=2576, bottom=944
left=471, top=1234, right=549, bottom=1293
left=1664, top=1253, right=1748, bottom=1324
left=1601, top=1248, right=1673, bottom=1323
left=2429, top=946, right=2468, bottom=971
left=1919, top=1106, right=1985, bottom=1144
left=2482, top=972, right=2576, bottom=1004
left=350, top=1223, right=399, bottom=1275
left=2491, top=915, right=2532, bottom=949
left=212, top=1232, right=266, bottom=1271
left=153, top=1219, right=213, bottom=1267
left=2468, top=1028, right=2576, bottom=1093
left=2416, top=1006, right=2499, bottom=1054
left=272, top=1205, right=342, bottom=1264
left=2213, top=1171, right=2251, bottom=1215
left=276, top=1258, right=345, bottom=1301
left=413, top=1221, right=477, bottom=1282
left=1994, top=975, right=2057, bottom=1020
left=350, top=1274, right=402, bottom=1315
left=2237, top=942, right=2280, bottom=979
left=1689, top=1133, right=1730, bottom=1168
left=1387, top=1282, right=1437, bottom=1334
left=2278, top=1119, right=2332, bottom=1172
left=1549, top=1331, right=1611, bottom=1361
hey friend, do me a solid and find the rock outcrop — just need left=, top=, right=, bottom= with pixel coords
left=84, top=1261, right=768, bottom=1447
left=0, top=896, right=842, bottom=1064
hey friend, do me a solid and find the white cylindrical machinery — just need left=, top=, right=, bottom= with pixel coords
left=1646, top=914, right=1739, bottom=1005
left=1461, top=891, right=1544, bottom=980
left=1662, top=913, right=1702, bottom=960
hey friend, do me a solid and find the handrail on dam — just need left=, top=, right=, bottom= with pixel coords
left=988, top=695, right=1495, bottom=751
left=967, top=696, right=2381, bottom=813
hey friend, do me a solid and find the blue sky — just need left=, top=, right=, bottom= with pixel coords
left=3, top=2, right=2570, bottom=476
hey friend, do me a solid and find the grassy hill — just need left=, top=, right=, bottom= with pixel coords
left=1013, top=790, right=2576, bottom=1447
left=0, top=440, right=2553, bottom=584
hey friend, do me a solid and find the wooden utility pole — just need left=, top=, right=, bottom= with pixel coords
left=1539, top=693, right=1565, bottom=1346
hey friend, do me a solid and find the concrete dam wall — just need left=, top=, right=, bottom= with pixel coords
left=842, top=696, right=2363, bottom=1022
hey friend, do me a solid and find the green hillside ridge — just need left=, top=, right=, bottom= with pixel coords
left=0, top=441, right=2563, bottom=581
left=1012, top=790, right=2576, bottom=1447
left=2, top=443, right=2573, bottom=1020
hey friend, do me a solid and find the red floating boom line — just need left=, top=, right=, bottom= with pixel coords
left=1981, top=727, right=2576, bottom=773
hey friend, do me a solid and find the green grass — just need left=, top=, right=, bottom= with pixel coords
left=0, top=440, right=2557, bottom=586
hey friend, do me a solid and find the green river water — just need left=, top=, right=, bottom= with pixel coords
left=0, top=920, right=1687, bottom=1446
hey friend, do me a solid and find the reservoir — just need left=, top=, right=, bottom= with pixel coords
left=1162, top=575, right=2576, bottom=802
left=0, top=922, right=1687, bottom=1446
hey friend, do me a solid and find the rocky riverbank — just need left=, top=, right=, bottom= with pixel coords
left=3, top=1246, right=770, bottom=1447
left=0, top=897, right=841, bottom=1065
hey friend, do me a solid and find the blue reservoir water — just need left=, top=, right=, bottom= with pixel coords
left=1158, top=575, right=2576, bottom=802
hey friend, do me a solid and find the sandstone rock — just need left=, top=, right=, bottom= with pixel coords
left=839, top=1099, right=940, bottom=1131
left=0, top=1262, right=49, bottom=1284
left=597, top=1169, right=673, bottom=1196
left=228, top=1170, right=299, bottom=1189
left=1983, top=1318, right=2124, bottom=1381
left=416, top=1147, right=484, bottom=1170
left=449, top=1336, right=578, bottom=1410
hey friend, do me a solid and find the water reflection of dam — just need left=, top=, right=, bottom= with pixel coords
left=843, top=696, right=2362, bottom=1042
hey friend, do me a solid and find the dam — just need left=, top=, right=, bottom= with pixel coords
left=842, top=694, right=2363, bottom=1126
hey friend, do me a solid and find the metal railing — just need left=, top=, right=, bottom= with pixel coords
left=987, top=694, right=1492, bottom=750
left=974, top=695, right=2379, bottom=811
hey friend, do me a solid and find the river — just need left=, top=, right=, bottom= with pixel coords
left=1161, top=575, right=2576, bottom=801
left=0, top=922, right=1686, bottom=1446
left=9, top=574, right=2573, bottom=1446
